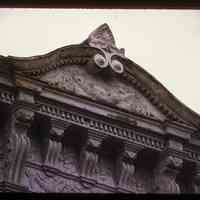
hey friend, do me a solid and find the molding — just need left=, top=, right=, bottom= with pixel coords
left=2, top=24, right=199, bottom=128
left=36, top=100, right=165, bottom=151
left=6, top=43, right=200, bottom=128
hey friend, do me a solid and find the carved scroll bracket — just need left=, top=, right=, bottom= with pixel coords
left=93, top=50, right=125, bottom=74
left=153, top=153, right=183, bottom=193
left=80, top=138, right=101, bottom=182
left=4, top=107, right=34, bottom=186
left=42, top=123, right=64, bottom=175
left=117, top=150, right=137, bottom=190
left=85, top=24, right=125, bottom=74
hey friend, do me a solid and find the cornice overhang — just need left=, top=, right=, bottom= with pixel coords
left=1, top=24, right=200, bottom=130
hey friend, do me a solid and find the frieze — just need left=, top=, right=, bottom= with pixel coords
left=36, top=101, right=165, bottom=151
left=0, top=23, right=199, bottom=194
left=41, top=64, right=166, bottom=121
left=23, top=166, right=112, bottom=193
left=35, top=100, right=200, bottom=164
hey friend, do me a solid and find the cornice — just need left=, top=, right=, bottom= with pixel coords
left=0, top=24, right=200, bottom=129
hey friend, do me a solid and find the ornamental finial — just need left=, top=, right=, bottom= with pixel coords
left=84, top=23, right=125, bottom=56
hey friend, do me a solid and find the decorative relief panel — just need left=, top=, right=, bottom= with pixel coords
left=23, top=167, right=109, bottom=193
left=41, top=65, right=165, bottom=120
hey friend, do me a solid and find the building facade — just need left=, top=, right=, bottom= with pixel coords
left=0, top=24, right=200, bottom=193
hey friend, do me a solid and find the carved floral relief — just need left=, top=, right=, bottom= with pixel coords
left=42, top=65, right=165, bottom=120
left=23, top=167, right=109, bottom=193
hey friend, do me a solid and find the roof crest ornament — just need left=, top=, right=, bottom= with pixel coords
left=83, top=24, right=125, bottom=74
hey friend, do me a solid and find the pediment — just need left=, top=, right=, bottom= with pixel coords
left=5, top=23, right=200, bottom=128
left=41, top=63, right=166, bottom=121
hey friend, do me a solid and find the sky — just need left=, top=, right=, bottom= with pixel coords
left=0, top=9, right=200, bottom=114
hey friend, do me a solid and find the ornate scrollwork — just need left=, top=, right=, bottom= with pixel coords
left=86, top=23, right=125, bottom=56
left=93, top=54, right=108, bottom=69
left=4, top=108, right=34, bottom=185
left=93, top=50, right=124, bottom=74
left=87, top=23, right=125, bottom=74
left=24, top=167, right=109, bottom=193
left=110, top=59, right=124, bottom=74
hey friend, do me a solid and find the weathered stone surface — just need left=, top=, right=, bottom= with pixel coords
left=0, top=24, right=199, bottom=193
left=84, top=23, right=125, bottom=56
left=41, top=64, right=165, bottom=120
left=153, top=155, right=182, bottom=193
left=59, top=147, right=79, bottom=175
left=23, top=167, right=109, bottom=193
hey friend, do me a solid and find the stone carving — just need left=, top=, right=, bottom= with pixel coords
left=85, top=23, right=125, bottom=56
left=42, top=65, right=165, bottom=120
left=153, top=155, right=182, bottom=193
left=118, top=151, right=137, bottom=191
left=4, top=108, right=34, bottom=185
left=85, top=24, right=125, bottom=74
left=81, top=151, right=98, bottom=179
left=43, top=138, right=62, bottom=168
left=119, top=162, right=135, bottom=189
left=23, top=167, right=108, bottom=193
left=42, top=127, right=63, bottom=169
left=80, top=139, right=100, bottom=180
left=93, top=52, right=124, bottom=74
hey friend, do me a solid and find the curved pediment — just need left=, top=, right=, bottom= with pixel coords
left=41, top=63, right=166, bottom=121
left=2, top=24, right=200, bottom=128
